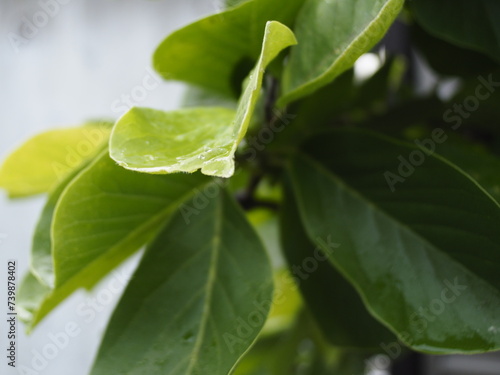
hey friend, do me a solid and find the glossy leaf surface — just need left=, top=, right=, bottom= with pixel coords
left=279, top=0, right=404, bottom=105
left=91, top=189, right=273, bottom=375
left=288, top=129, right=500, bottom=353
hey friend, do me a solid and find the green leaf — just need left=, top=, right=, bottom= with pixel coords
left=27, top=152, right=210, bottom=328
left=233, top=316, right=316, bottom=375
left=281, top=178, right=395, bottom=348
left=404, top=131, right=500, bottom=204
left=248, top=209, right=284, bottom=269
left=411, top=0, right=500, bottom=62
left=17, top=272, right=51, bottom=324
left=153, top=0, right=304, bottom=97
left=225, top=0, right=250, bottom=8
left=445, top=70, right=500, bottom=131
left=279, top=0, right=404, bottom=105
left=411, top=25, right=498, bottom=78
left=31, top=151, right=101, bottom=288
left=0, top=123, right=110, bottom=198
left=182, top=86, right=238, bottom=110
left=110, top=107, right=236, bottom=176
left=111, top=21, right=296, bottom=178
left=234, top=313, right=375, bottom=375
left=288, top=128, right=500, bottom=353
left=262, top=270, right=302, bottom=337
left=438, top=143, right=500, bottom=203
left=91, top=188, right=273, bottom=375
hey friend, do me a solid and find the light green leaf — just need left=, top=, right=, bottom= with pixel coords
left=111, top=21, right=296, bottom=178
left=17, top=272, right=51, bottom=324
left=234, top=313, right=374, bottom=375
left=261, top=270, right=302, bottom=337
left=279, top=0, right=404, bottom=106
left=247, top=208, right=302, bottom=336
left=153, top=0, right=304, bottom=97
left=110, top=107, right=236, bottom=176
left=0, top=123, right=110, bottom=197
left=30, top=150, right=101, bottom=288
left=231, top=21, right=296, bottom=147
left=281, top=178, right=395, bottom=348
left=233, top=317, right=316, bottom=375
left=288, top=128, right=500, bottom=353
left=27, top=152, right=210, bottom=328
left=182, top=86, right=238, bottom=110
left=225, top=0, right=250, bottom=8
left=248, top=209, right=283, bottom=268
left=91, top=188, right=273, bottom=375
left=411, top=0, right=500, bottom=62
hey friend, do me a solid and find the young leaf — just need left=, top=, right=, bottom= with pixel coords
left=27, top=152, right=211, bottom=328
left=0, top=123, right=110, bottom=197
left=153, top=0, right=304, bottom=97
left=111, top=21, right=296, bottom=178
left=91, top=188, right=273, bottom=375
left=281, top=178, right=395, bottom=348
left=110, top=107, right=236, bottom=176
left=279, top=0, right=404, bottom=106
left=288, top=128, right=500, bottom=353
left=411, top=0, right=500, bottom=62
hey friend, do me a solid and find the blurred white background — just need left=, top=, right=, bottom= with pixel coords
left=0, top=1, right=216, bottom=374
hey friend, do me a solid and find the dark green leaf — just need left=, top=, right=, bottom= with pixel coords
left=445, top=70, right=500, bottom=131
left=91, top=188, right=273, bottom=375
left=412, top=24, right=498, bottom=78
left=281, top=177, right=395, bottom=348
left=288, top=128, right=500, bottom=353
left=411, top=0, right=500, bottom=62
left=279, top=0, right=404, bottom=105
left=413, top=134, right=500, bottom=203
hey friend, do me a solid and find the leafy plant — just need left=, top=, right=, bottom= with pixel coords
left=3, top=0, right=500, bottom=373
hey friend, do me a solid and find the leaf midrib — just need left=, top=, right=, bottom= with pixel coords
left=185, top=192, right=223, bottom=375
